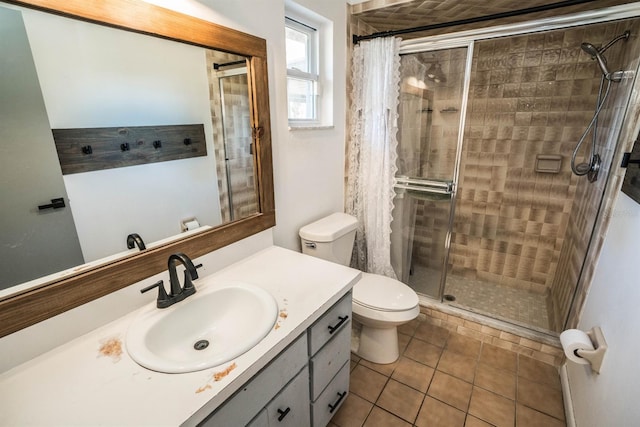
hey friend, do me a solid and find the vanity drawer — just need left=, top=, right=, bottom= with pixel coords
left=265, top=366, right=310, bottom=427
left=311, top=361, right=350, bottom=427
left=308, top=292, right=352, bottom=356
left=310, top=320, right=351, bottom=400
left=247, top=366, right=310, bottom=427
left=201, top=333, right=308, bottom=427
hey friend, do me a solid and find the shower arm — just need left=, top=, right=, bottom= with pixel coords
left=598, top=30, right=631, bottom=54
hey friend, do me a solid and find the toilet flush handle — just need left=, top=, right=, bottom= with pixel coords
left=304, top=241, right=317, bottom=249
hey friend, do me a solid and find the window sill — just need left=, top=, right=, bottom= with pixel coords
left=288, top=125, right=335, bottom=131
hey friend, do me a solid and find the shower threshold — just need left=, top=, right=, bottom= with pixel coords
left=417, top=294, right=561, bottom=347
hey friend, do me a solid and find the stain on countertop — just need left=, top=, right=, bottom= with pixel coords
left=98, top=337, right=123, bottom=362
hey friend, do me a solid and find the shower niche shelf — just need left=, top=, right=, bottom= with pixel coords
left=535, top=154, right=562, bottom=174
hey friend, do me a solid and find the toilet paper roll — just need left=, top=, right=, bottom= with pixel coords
left=184, top=219, right=200, bottom=231
left=560, top=329, right=594, bottom=365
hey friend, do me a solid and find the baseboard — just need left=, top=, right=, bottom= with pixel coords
left=560, top=364, right=577, bottom=427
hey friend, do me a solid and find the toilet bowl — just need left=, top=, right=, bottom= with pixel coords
left=352, top=273, right=419, bottom=363
left=299, top=212, right=420, bottom=364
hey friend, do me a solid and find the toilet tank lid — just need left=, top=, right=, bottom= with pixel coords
left=299, top=212, right=358, bottom=242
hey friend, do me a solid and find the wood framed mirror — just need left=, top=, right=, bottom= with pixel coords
left=0, top=0, right=275, bottom=338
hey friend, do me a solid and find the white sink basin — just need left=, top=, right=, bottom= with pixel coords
left=126, top=281, right=278, bottom=373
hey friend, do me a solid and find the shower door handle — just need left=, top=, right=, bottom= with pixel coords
left=395, top=177, right=454, bottom=194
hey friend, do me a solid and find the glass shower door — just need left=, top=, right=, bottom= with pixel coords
left=391, top=46, right=470, bottom=300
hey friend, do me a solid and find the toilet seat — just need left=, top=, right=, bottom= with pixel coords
left=353, top=273, right=419, bottom=312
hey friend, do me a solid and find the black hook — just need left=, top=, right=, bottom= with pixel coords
left=183, top=138, right=192, bottom=145
left=153, top=140, right=162, bottom=149
left=126, top=233, right=146, bottom=250
left=81, top=145, right=93, bottom=155
left=120, top=142, right=130, bottom=151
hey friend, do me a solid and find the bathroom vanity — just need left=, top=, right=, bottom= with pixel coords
left=0, top=247, right=360, bottom=426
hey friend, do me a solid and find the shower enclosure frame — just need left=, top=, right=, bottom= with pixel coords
left=397, top=2, right=640, bottom=334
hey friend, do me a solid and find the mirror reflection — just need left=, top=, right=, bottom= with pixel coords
left=0, top=4, right=258, bottom=290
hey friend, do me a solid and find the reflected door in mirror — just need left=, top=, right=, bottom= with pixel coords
left=0, top=6, right=83, bottom=289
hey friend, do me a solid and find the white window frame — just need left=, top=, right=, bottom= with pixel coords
left=285, top=16, right=320, bottom=126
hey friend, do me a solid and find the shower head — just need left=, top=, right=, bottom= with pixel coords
left=581, top=42, right=611, bottom=76
left=581, top=31, right=631, bottom=81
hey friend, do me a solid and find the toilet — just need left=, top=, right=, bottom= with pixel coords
left=299, top=212, right=419, bottom=364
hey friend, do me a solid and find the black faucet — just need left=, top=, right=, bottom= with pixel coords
left=140, top=252, right=201, bottom=308
left=126, top=233, right=146, bottom=251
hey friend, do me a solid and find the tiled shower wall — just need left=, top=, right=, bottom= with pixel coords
left=450, top=21, right=633, bottom=305
left=398, top=19, right=640, bottom=332
left=552, top=18, right=640, bottom=330
left=451, top=28, right=594, bottom=295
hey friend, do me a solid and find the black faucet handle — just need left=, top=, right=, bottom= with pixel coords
left=140, top=280, right=172, bottom=309
left=193, top=263, right=203, bottom=279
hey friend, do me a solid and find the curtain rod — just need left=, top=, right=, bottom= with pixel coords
left=213, top=60, right=246, bottom=70
left=352, top=0, right=599, bottom=44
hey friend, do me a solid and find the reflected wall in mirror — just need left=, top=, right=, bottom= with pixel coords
left=0, top=0, right=274, bottom=338
left=1, top=2, right=259, bottom=290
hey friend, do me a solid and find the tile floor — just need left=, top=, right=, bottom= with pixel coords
left=330, top=317, right=565, bottom=427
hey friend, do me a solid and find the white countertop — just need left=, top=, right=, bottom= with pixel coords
left=0, top=246, right=361, bottom=426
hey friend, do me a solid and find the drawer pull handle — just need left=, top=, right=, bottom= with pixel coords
left=327, top=315, right=349, bottom=334
left=328, top=391, right=347, bottom=413
left=277, top=407, right=290, bottom=422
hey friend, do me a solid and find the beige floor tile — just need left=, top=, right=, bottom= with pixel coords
left=516, top=403, right=566, bottom=427
left=518, top=355, right=561, bottom=390
left=398, top=318, right=421, bottom=337
left=464, top=415, right=493, bottom=427
left=391, top=356, right=435, bottom=392
left=376, top=379, right=425, bottom=423
left=350, top=360, right=358, bottom=372
left=517, top=377, right=565, bottom=420
left=438, top=350, right=477, bottom=383
left=331, top=392, right=373, bottom=427
left=350, top=365, right=389, bottom=403
left=479, top=343, right=517, bottom=372
left=468, top=386, right=515, bottom=427
left=404, top=337, right=443, bottom=367
left=428, top=371, right=473, bottom=412
left=351, top=353, right=361, bottom=364
left=414, top=322, right=450, bottom=347
left=363, top=406, right=412, bottom=427
left=474, top=363, right=516, bottom=399
left=446, top=334, right=482, bottom=358
left=398, top=332, right=411, bottom=354
left=415, top=396, right=466, bottom=427
left=359, top=357, right=398, bottom=377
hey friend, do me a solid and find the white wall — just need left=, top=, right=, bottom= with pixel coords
left=566, top=192, right=640, bottom=425
left=23, top=9, right=221, bottom=261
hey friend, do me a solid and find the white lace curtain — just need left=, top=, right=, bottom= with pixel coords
left=346, top=37, right=401, bottom=278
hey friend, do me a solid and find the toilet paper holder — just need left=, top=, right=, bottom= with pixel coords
left=575, top=327, right=608, bottom=374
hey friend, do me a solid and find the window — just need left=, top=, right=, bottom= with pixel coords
left=285, top=17, right=318, bottom=124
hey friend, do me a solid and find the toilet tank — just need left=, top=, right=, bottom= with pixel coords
left=299, top=213, right=358, bottom=266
